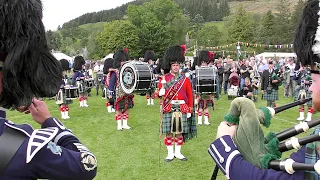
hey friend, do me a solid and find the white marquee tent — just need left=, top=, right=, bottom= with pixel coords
left=52, top=52, right=73, bottom=63
left=103, top=53, right=114, bottom=60
left=255, top=52, right=296, bottom=61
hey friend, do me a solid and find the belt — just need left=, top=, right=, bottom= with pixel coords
left=170, top=100, right=185, bottom=105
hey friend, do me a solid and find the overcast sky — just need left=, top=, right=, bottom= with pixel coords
left=42, top=0, right=134, bottom=31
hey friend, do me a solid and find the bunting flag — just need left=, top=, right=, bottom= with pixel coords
left=205, top=42, right=294, bottom=50
left=214, top=50, right=256, bottom=55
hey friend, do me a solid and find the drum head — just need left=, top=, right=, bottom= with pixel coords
left=120, top=62, right=137, bottom=94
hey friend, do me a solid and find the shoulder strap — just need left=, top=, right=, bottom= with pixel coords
left=0, top=127, right=26, bottom=175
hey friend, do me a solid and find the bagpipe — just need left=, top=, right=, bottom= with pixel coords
left=211, top=97, right=318, bottom=179
left=271, top=70, right=283, bottom=87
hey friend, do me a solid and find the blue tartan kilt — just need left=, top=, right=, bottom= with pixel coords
left=198, top=100, right=214, bottom=109
left=294, top=90, right=312, bottom=107
left=263, top=89, right=279, bottom=101
left=253, top=89, right=259, bottom=95
left=162, top=113, right=189, bottom=134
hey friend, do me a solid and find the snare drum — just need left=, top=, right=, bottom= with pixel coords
left=64, top=86, right=80, bottom=100
left=196, top=67, right=218, bottom=94
left=119, top=62, right=153, bottom=94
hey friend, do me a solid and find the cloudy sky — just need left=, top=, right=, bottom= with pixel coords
left=42, top=0, right=134, bottom=30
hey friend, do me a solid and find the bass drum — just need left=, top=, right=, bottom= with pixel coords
left=196, top=66, right=218, bottom=95
left=119, top=62, right=153, bottom=94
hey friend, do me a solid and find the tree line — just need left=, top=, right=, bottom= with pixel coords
left=62, top=0, right=230, bottom=29
left=46, top=0, right=305, bottom=60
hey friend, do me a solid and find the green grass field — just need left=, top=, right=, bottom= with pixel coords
left=6, top=88, right=316, bottom=180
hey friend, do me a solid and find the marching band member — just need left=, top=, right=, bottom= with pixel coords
left=56, top=59, right=73, bottom=119
left=72, top=56, right=89, bottom=107
left=208, top=1, right=319, bottom=178
left=197, top=50, right=215, bottom=125
left=261, top=61, right=281, bottom=107
left=251, top=76, right=260, bottom=102
left=104, top=58, right=116, bottom=113
left=94, top=60, right=104, bottom=96
left=110, top=49, right=134, bottom=131
left=144, top=50, right=156, bottom=105
left=295, top=65, right=314, bottom=121
left=0, top=0, right=97, bottom=178
left=158, top=45, right=196, bottom=162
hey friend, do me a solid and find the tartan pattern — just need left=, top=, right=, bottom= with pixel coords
left=294, top=89, right=312, bottom=107
left=115, top=95, right=134, bottom=111
left=304, top=126, right=320, bottom=180
left=78, top=80, right=91, bottom=94
left=162, top=112, right=188, bottom=134
left=198, top=100, right=214, bottom=109
left=163, top=74, right=184, bottom=90
left=183, top=107, right=197, bottom=141
left=263, top=89, right=278, bottom=101
left=56, top=89, right=73, bottom=105
left=253, top=88, right=259, bottom=95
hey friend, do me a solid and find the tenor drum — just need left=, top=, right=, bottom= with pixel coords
left=196, top=67, right=218, bottom=94
left=64, top=86, right=80, bottom=100
left=85, top=78, right=94, bottom=88
left=119, top=62, right=153, bottom=94
left=96, top=72, right=104, bottom=85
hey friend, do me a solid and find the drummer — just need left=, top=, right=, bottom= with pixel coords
left=197, top=50, right=215, bottom=126
left=94, top=60, right=104, bottom=96
left=110, top=49, right=134, bottom=131
left=56, top=59, right=73, bottom=119
left=72, top=56, right=89, bottom=107
left=144, top=50, right=157, bottom=105
left=208, top=0, right=320, bottom=178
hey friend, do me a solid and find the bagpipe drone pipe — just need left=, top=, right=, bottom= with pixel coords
left=211, top=97, right=319, bottom=179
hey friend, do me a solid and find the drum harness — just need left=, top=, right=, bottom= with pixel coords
left=0, top=126, right=26, bottom=175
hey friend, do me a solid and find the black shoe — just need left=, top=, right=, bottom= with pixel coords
left=165, top=158, right=174, bottom=162
left=175, top=156, right=187, bottom=161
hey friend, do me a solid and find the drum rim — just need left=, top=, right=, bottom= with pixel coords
left=120, top=62, right=137, bottom=94
left=120, top=62, right=153, bottom=93
left=196, top=66, right=218, bottom=94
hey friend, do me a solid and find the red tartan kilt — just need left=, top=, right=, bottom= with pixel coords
left=115, top=95, right=134, bottom=110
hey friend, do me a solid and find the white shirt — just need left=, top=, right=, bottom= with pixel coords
left=94, top=65, right=103, bottom=72
left=287, top=64, right=295, bottom=76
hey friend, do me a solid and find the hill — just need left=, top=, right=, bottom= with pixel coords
left=229, top=0, right=300, bottom=15
left=63, top=0, right=300, bottom=30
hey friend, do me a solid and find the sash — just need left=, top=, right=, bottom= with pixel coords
left=163, top=75, right=186, bottom=110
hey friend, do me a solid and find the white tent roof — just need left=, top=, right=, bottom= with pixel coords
left=103, top=53, right=114, bottom=60
left=52, top=52, right=73, bottom=62
left=255, top=52, right=296, bottom=60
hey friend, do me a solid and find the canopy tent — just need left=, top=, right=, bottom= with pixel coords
left=103, top=53, right=114, bottom=60
left=255, top=52, right=296, bottom=61
left=52, top=52, right=73, bottom=63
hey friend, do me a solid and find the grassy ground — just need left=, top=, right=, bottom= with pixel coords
left=7, top=87, right=316, bottom=180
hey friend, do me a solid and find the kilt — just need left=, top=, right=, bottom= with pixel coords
left=253, top=88, right=259, bottom=95
left=198, top=100, right=214, bottom=109
left=294, top=89, right=312, bottom=107
left=56, top=90, right=73, bottom=105
left=263, top=89, right=279, bottom=101
left=162, top=112, right=189, bottom=134
left=115, top=95, right=134, bottom=111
